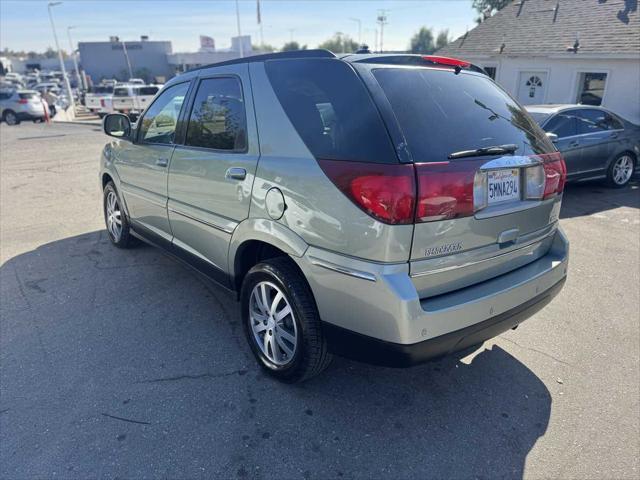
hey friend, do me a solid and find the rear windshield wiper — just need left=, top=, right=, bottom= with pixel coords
left=447, top=144, right=518, bottom=160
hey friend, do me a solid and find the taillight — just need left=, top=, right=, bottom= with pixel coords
left=17, top=98, right=28, bottom=104
left=317, top=159, right=415, bottom=225
left=540, top=152, right=567, bottom=198
left=414, top=160, right=480, bottom=222
left=422, top=55, right=471, bottom=68
left=100, top=99, right=106, bottom=107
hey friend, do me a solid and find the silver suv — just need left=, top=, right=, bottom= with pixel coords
left=100, top=50, right=569, bottom=382
left=0, top=89, right=46, bottom=125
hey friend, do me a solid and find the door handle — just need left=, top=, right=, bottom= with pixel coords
left=568, top=141, right=580, bottom=148
left=226, top=167, right=247, bottom=180
left=155, top=158, right=169, bottom=167
left=610, top=132, right=619, bottom=139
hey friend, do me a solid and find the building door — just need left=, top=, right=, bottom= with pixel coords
left=517, top=72, right=548, bottom=105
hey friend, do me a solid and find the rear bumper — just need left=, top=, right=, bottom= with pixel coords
left=322, top=276, right=565, bottom=367
left=295, top=226, right=569, bottom=365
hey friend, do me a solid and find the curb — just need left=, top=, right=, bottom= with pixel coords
left=53, top=120, right=102, bottom=126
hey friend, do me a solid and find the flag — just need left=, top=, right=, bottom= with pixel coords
left=199, top=35, right=215, bottom=50
left=257, top=0, right=261, bottom=24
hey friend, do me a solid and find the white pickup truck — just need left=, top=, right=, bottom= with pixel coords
left=85, top=85, right=114, bottom=118
left=112, top=84, right=161, bottom=119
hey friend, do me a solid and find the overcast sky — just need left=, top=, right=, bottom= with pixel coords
left=0, top=0, right=477, bottom=53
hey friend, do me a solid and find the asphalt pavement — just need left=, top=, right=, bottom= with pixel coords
left=1, top=122, right=638, bottom=479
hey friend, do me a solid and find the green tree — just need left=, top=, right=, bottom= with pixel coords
left=281, top=41, right=307, bottom=52
left=44, top=47, right=58, bottom=59
left=318, top=33, right=358, bottom=54
left=435, top=29, right=450, bottom=50
left=409, top=27, right=435, bottom=54
left=252, top=43, right=276, bottom=53
left=473, top=0, right=511, bottom=21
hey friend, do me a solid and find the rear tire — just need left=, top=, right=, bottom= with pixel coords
left=103, top=182, right=136, bottom=248
left=241, top=257, right=332, bottom=383
left=606, top=153, right=635, bottom=188
left=3, top=110, right=19, bottom=125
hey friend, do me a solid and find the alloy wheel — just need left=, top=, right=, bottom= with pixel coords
left=613, top=155, right=634, bottom=185
left=5, top=112, right=17, bottom=125
left=105, top=190, right=123, bottom=241
left=249, top=281, right=298, bottom=366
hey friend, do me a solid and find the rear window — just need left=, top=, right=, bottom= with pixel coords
left=114, top=88, right=130, bottom=97
left=18, top=93, right=38, bottom=100
left=528, top=112, right=550, bottom=124
left=139, top=86, right=159, bottom=96
left=265, top=58, right=397, bottom=163
left=373, top=68, right=553, bottom=162
left=91, top=86, right=114, bottom=94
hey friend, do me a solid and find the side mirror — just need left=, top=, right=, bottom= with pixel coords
left=103, top=113, right=132, bottom=140
left=546, top=132, right=559, bottom=143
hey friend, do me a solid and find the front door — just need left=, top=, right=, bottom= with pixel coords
left=517, top=72, right=548, bottom=105
left=542, top=111, right=582, bottom=177
left=115, top=81, right=191, bottom=241
left=168, top=66, right=259, bottom=277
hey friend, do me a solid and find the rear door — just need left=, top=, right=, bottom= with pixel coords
left=362, top=65, right=562, bottom=297
left=115, top=81, right=190, bottom=242
left=167, top=65, right=259, bottom=277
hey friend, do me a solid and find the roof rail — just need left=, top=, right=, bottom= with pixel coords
left=190, top=49, right=336, bottom=72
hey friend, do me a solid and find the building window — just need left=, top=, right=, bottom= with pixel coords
left=577, top=72, right=607, bottom=106
left=483, top=66, right=497, bottom=80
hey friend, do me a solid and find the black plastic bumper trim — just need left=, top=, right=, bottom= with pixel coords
left=322, top=276, right=566, bottom=368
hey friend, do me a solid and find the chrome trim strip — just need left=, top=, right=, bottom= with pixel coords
left=120, top=184, right=166, bottom=209
left=308, top=256, right=377, bottom=282
left=410, top=228, right=556, bottom=278
left=480, top=155, right=542, bottom=171
left=168, top=207, right=234, bottom=234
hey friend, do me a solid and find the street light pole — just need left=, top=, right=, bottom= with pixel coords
left=235, top=0, right=244, bottom=58
left=48, top=2, right=75, bottom=115
left=66, top=26, right=83, bottom=90
left=121, top=40, right=134, bottom=79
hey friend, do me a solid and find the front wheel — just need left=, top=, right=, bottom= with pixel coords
left=606, top=153, right=635, bottom=188
left=241, top=258, right=332, bottom=383
left=103, top=182, right=136, bottom=248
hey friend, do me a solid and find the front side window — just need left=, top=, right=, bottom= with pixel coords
left=185, top=77, right=247, bottom=151
left=576, top=72, right=607, bottom=106
left=139, top=82, right=189, bottom=144
left=544, top=113, right=578, bottom=138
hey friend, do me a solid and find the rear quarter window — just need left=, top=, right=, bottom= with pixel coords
left=265, top=58, right=397, bottom=163
left=373, top=68, right=554, bottom=162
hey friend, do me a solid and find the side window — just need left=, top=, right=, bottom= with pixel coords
left=575, top=109, right=611, bottom=134
left=185, top=77, right=247, bottom=151
left=605, top=113, right=624, bottom=130
left=139, top=82, right=190, bottom=144
left=544, top=113, right=577, bottom=138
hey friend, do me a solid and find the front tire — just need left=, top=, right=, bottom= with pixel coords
left=103, top=182, right=136, bottom=248
left=3, top=110, right=20, bottom=125
left=241, top=258, right=332, bottom=383
left=606, top=153, right=635, bottom=188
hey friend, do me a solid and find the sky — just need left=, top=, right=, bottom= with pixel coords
left=0, top=0, right=478, bottom=54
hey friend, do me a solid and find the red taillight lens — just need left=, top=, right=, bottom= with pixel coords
left=415, top=161, right=480, bottom=222
left=539, top=152, right=567, bottom=198
left=17, top=98, right=28, bottom=104
left=318, top=159, right=415, bottom=224
left=422, top=55, right=471, bottom=68
left=100, top=99, right=106, bottom=107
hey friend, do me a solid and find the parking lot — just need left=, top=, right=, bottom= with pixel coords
left=1, top=122, right=638, bottom=479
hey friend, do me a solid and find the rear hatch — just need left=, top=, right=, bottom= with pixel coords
left=359, top=63, right=565, bottom=298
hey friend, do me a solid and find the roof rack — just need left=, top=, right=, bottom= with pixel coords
left=191, top=49, right=336, bottom=72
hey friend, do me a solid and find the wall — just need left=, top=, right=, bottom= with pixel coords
left=9, top=57, right=76, bottom=74
left=470, top=55, right=640, bottom=124
left=78, top=40, right=173, bottom=83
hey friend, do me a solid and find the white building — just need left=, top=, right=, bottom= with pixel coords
left=437, top=0, right=640, bottom=123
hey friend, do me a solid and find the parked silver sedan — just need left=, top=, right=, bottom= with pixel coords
left=526, top=105, right=640, bottom=187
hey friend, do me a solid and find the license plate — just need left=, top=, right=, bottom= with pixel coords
left=488, top=169, right=520, bottom=205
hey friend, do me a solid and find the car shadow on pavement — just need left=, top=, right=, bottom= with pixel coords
left=1, top=230, right=550, bottom=479
left=560, top=177, right=639, bottom=219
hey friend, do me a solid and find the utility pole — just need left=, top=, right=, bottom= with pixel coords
left=349, top=17, right=362, bottom=45
left=235, top=0, right=244, bottom=58
left=288, top=29, right=295, bottom=43
left=66, top=26, right=83, bottom=90
left=377, top=10, right=388, bottom=52
left=47, top=2, right=75, bottom=116
left=121, top=40, right=133, bottom=79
